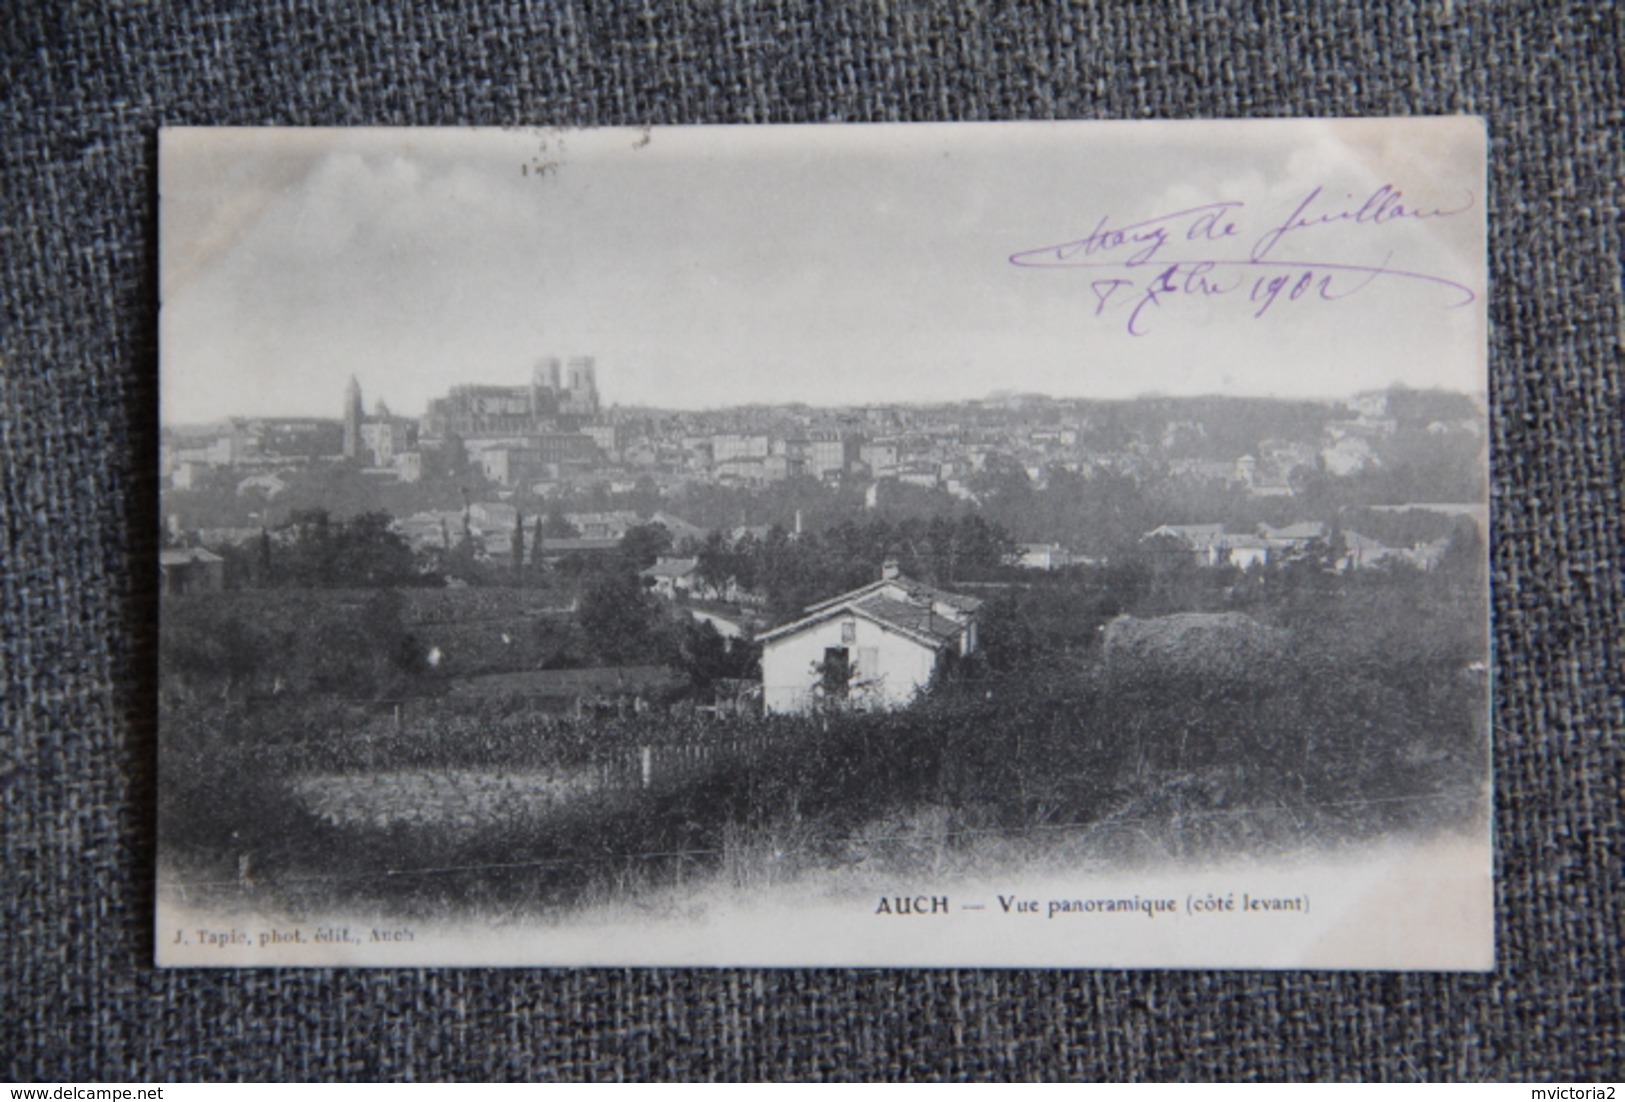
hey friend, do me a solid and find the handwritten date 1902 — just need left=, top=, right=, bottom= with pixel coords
left=1010, top=184, right=1475, bottom=336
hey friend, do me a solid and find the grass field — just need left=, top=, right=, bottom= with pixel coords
left=159, top=564, right=1489, bottom=923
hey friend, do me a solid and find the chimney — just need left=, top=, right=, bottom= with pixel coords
left=881, top=557, right=901, bottom=580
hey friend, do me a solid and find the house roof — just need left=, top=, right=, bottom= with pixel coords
left=648, top=511, right=709, bottom=542
left=1260, top=521, right=1328, bottom=541
left=159, top=547, right=224, bottom=566
left=537, top=538, right=622, bottom=554
left=1144, top=523, right=1227, bottom=546
left=641, top=557, right=699, bottom=579
left=758, top=598, right=959, bottom=650
left=567, top=509, right=640, bottom=526
left=849, top=595, right=966, bottom=645
left=759, top=574, right=980, bottom=649
left=469, top=502, right=519, bottom=526
left=1340, top=530, right=1393, bottom=552
left=802, top=574, right=983, bottom=616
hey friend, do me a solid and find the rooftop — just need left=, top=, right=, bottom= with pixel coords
left=849, top=594, right=966, bottom=645
left=803, top=574, right=983, bottom=616
left=641, top=557, right=700, bottom=579
left=760, top=572, right=981, bottom=649
left=159, top=547, right=225, bottom=565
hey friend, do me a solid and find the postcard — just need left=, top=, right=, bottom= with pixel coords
left=157, top=120, right=1490, bottom=968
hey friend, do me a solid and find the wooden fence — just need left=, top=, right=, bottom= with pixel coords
left=588, top=732, right=789, bottom=792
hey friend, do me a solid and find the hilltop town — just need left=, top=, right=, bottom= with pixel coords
left=160, top=357, right=1486, bottom=586
left=158, top=358, right=1490, bottom=924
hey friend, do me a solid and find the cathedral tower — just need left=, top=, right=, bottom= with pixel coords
left=531, top=357, right=563, bottom=417
left=564, top=356, right=599, bottom=416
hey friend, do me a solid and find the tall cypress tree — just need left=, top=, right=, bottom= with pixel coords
left=512, top=511, right=525, bottom=583
left=258, top=527, right=272, bottom=586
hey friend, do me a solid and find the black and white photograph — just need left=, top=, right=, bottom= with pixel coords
left=156, top=120, right=1490, bottom=968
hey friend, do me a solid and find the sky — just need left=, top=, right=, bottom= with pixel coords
left=159, top=120, right=1486, bottom=424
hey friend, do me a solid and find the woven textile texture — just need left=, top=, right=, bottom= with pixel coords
left=2, top=0, right=1620, bottom=1082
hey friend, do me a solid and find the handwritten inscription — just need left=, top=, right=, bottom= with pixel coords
left=1009, top=184, right=1475, bottom=335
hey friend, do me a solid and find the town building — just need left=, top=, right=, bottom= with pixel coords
left=1012, top=542, right=1074, bottom=571
left=1217, top=534, right=1273, bottom=570
left=581, top=422, right=627, bottom=459
left=255, top=418, right=343, bottom=459
left=757, top=560, right=981, bottom=715
left=711, top=433, right=772, bottom=466
left=169, top=460, right=210, bottom=490
left=567, top=510, right=642, bottom=540
left=859, top=441, right=901, bottom=477
left=551, top=356, right=601, bottom=417
left=715, top=456, right=767, bottom=485
left=805, top=429, right=863, bottom=480
left=420, top=358, right=600, bottom=438
left=395, top=510, right=464, bottom=551
left=641, top=556, right=701, bottom=599
left=1258, top=521, right=1329, bottom=550
left=536, top=432, right=598, bottom=468
left=360, top=415, right=415, bottom=467
left=159, top=547, right=226, bottom=594
left=762, top=454, right=805, bottom=482
left=468, top=502, right=520, bottom=532
left=341, top=379, right=420, bottom=471
left=393, top=451, right=424, bottom=483
left=648, top=511, right=709, bottom=547
left=1141, top=523, right=1230, bottom=565
left=475, top=443, right=544, bottom=486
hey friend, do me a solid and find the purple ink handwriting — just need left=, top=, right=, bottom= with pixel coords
left=1009, top=184, right=1476, bottom=336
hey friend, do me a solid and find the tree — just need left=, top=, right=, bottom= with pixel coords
left=665, top=617, right=737, bottom=696
left=270, top=509, right=420, bottom=588
left=1434, top=517, right=1486, bottom=593
left=331, top=511, right=418, bottom=587
left=279, top=508, right=335, bottom=586
left=619, top=522, right=673, bottom=571
left=974, top=591, right=1039, bottom=672
left=542, top=509, right=579, bottom=539
left=925, top=514, right=1015, bottom=584
left=695, top=530, right=733, bottom=596
left=511, top=511, right=526, bottom=582
left=256, top=528, right=273, bottom=584
left=812, top=648, right=853, bottom=702
left=627, top=475, right=661, bottom=517
left=160, top=599, right=275, bottom=701
left=578, top=572, right=661, bottom=663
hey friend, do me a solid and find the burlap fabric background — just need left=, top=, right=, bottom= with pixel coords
left=3, top=0, right=1620, bottom=1082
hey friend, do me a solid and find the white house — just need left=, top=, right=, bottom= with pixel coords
left=641, top=556, right=701, bottom=598
left=1012, top=542, right=1072, bottom=571
left=1217, top=534, right=1273, bottom=570
left=1141, top=523, right=1229, bottom=565
left=1258, top=521, right=1328, bottom=548
left=757, top=560, right=981, bottom=715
